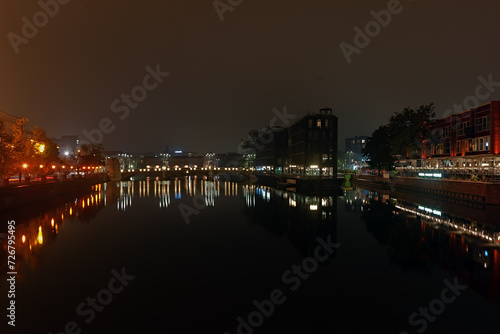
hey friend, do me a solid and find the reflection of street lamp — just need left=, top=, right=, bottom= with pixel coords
left=347, top=151, right=353, bottom=170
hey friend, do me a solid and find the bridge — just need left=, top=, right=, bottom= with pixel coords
left=118, top=167, right=253, bottom=181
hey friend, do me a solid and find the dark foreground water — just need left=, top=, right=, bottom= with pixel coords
left=1, top=178, right=499, bottom=334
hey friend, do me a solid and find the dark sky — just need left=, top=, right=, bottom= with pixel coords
left=1, top=0, right=500, bottom=153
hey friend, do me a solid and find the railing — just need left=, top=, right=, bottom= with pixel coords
left=394, top=167, right=500, bottom=182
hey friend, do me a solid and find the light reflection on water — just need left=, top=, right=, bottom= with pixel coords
left=1, top=180, right=499, bottom=282
left=0, top=179, right=499, bottom=333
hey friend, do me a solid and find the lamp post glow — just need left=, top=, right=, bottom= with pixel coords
left=21, top=163, right=29, bottom=183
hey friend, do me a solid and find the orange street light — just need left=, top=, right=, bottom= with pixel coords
left=22, top=163, right=28, bottom=169
left=39, top=165, right=44, bottom=168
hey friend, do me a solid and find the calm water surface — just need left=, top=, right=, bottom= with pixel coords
left=1, top=178, right=499, bottom=333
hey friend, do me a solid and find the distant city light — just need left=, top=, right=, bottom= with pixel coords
left=175, top=150, right=182, bottom=154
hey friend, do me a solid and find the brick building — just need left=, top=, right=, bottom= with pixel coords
left=399, top=101, right=500, bottom=173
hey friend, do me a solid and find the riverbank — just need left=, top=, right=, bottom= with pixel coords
left=354, top=174, right=500, bottom=206
left=0, top=174, right=108, bottom=212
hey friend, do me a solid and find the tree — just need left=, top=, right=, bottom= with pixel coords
left=29, top=126, right=60, bottom=175
left=239, top=129, right=260, bottom=155
left=0, top=120, right=15, bottom=180
left=10, top=117, right=31, bottom=180
left=79, top=143, right=105, bottom=168
left=0, top=118, right=61, bottom=181
left=387, top=103, right=435, bottom=158
left=362, top=125, right=394, bottom=175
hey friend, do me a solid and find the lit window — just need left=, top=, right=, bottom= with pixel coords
left=316, top=119, right=321, bottom=128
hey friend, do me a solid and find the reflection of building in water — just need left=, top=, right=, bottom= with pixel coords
left=0, top=184, right=106, bottom=279
left=117, top=181, right=134, bottom=211
left=360, top=192, right=500, bottom=302
left=243, top=184, right=256, bottom=208
left=157, top=181, right=171, bottom=208
left=248, top=186, right=338, bottom=259
left=342, top=188, right=367, bottom=213
left=110, top=178, right=233, bottom=210
left=201, top=180, right=217, bottom=207
left=351, top=184, right=500, bottom=243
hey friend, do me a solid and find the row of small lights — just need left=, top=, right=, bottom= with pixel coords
left=121, top=167, right=245, bottom=172
left=22, top=164, right=102, bottom=170
left=399, top=163, right=500, bottom=169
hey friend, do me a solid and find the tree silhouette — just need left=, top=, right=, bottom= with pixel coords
left=362, top=125, right=393, bottom=175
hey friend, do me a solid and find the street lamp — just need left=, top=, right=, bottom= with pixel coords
left=22, top=164, right=28, bottom=184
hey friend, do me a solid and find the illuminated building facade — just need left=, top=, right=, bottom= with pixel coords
left=399, top=101, right=500, bottom=173
left=345, top=135, right=368, bottom=155
left=168, top=150, right=204, bottom=168
left=256, top=108, right=338, bottom=177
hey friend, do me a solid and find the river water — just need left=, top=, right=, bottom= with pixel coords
left=1, top=178, right=499, bottom=333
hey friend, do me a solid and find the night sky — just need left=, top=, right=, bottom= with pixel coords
left=1, top=0, right=500, bottom=153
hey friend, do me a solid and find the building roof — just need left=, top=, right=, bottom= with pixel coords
left=0, top=110, right=20, bottom=123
